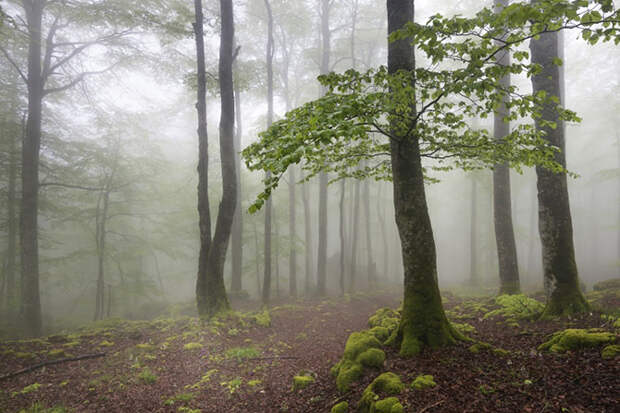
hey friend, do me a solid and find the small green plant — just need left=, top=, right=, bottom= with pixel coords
left=183, top=342, right=203, bottom=351
left=177, top=408, right=201, bottom=413
left=478, top=384, right=495, bottom=395
left=225, top=346, right=260, bottom=362
left=164, top=392, right=195, bottom=406
left=220, top=377, right=242, bottom=394
left=138, top=368, right=158, bottom=384
left=253, top=310, right=271, bottom=327
left=98, top=340, right=114, bottom=347
left=12, top=383, right=41, bottom=397
left=188, top=369, right=218, bottom=390
left=17, top=403, right=71, bottom=413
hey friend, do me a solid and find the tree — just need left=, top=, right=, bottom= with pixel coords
left=262, top=0, right=275, bottom=306
left=493, top=0, right=520, bottom=295
left=244, top=0, right=620, bottom=356
left=195, top=0, right=238, bottom=318
left=529, top=21, right=588, bottom=316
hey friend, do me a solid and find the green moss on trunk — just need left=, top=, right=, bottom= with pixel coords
left=541, top=281, right=589, bottom=318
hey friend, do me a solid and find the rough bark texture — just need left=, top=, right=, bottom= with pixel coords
left=529, top=28, right=588, bottom=317
left=493, top=0, right=520, bottom=295
left=196, top=0, right=237, bottom=318
left=230, top=77, right=243, bottom=293
left=316, top=0, right=330, bottom=297
left=21, top=0, right=44, bottom=337
left=386, top=0, right=462, bottom=357
left=262, top=0, right=274, bottom=306
left=194, top=0, right=212, bottom=314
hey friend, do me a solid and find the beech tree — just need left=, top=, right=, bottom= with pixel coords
left=244, top=0, right=620, bottom=354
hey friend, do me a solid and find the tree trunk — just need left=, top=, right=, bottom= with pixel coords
left=302, top=181, right=313, bottom=295
left=529, top=27, right=588, bottom=317
left=94, top=189, right=109, bottom=321
left=349, top=179, right=361, bottom=292
left=193, top=0, right=213, bottom=315
left=230, top=75, right=243, bottom=293
left=493, top=0, right=520, bottom=295
left=363, top=177, right=375, bottom=287
left=386, top=0, right=462, bottom=357
left=5, top=115, right=19, bottom=325
left=469, top=175, right=478, bottom=286
left=262, top=0, right=274, bottom=306
left=21, top=0, right=45, bottom=337
left=339, top=179, right=346, bottom=295
left=197, top=0, right=237, bottom=318
left=288, top=165, right=297, bottom=297
left=316, top=0, right=331, bottom=297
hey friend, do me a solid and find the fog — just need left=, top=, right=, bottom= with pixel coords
left=0, top=0, right=618, bottom=337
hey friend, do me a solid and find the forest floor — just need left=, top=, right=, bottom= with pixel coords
left=0, top=288, right=618, bottom=413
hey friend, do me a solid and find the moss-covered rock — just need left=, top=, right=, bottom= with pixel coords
left=538, top=329, right=616, bottom=353
left=484, top=294, right=544, bottom=321
left=330, top=401, right=349, bottom=413
left=333, top=331, right=384, bottom=392
left=368, top=308, right=400, bottom=337
left=468, top=342, right=492, bottom=354
left=358, top=373, right=404, bottom=413
left=373, top=397, right=404, bottom=413
left=411, top=374, right=436, bottom=390
left=253, top=310, right=271, bottom=327
left=292, top=374, right=315, bottom=390
left=370, top=326, right=390, bottom=342
left=601, top=344, right=620, bottom=359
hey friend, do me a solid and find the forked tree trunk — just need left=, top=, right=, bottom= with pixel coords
left=386, top=0, right=463, bottom=357
left=493, top=0, right=520, bottom=295
left=529, top=26, right=588, bottom=317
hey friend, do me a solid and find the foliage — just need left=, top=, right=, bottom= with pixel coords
left=243, top=0, right=620, bottom=212
left=253, top=310, right=272, bottom=327
left=220, top=378, right=243, bottom=394
left=225, top=346, right=260, bottom=362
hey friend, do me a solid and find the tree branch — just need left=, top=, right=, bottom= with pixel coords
left=40, top=182, right=104, bottom=191
left=0, top=353, right=106, bottom=382
left=43, top=61, right=121, bottom=96
left=0, top=45, right=27, bottom=84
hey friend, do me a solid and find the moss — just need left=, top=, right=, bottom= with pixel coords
left=98, top=340, right=114, bottom=347
left=492, top=348, right=510, bottom=357
left=484, top=294, right=544, bottom=321
left=253, top=310, right=271, bottom=327
left=138, top=368, right=158, bottom=384
left=468, top=342, right=492, bottom=354
left=136, top=343, right=156, bottom=351
left=411, top=374, right=436, bottom=390
left=292, top=374, right=315, bottom=390
left=183, top=342, right=203, bottom=351
left=601, top=344, right=620, bottom=359
left=48, top=349, right=66, bottom=358
left=369, top=326, right=390, bottom=342
left=357, top=348, right=386, bottom=368
left=451, top=322, right=476, bottom=335
left=225, top=346, right=260, bottom=362
left=541, top=284, right=590, bottom=318
left=358, top=373, right=404, bottom=413
left=330, top=401, right=348, bottom=413
left=373, top=397, right=403, bottom=413
left=334, top=331, right=384, bottom=392
left=538, top=329, right=616, bottom=353
left=368, top=308, right=400, bottom=336
left=478, top=384, right=495, bottom=395
left=15, top=352, right=36, bottom=359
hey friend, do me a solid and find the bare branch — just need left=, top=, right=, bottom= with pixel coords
left=40, top=182, right=104, bottom=191
left=0, top=45, right=27, bottom=84
left=43, top=61, right=121, bottom=96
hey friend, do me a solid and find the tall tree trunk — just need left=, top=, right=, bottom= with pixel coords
left=275, top=211, right=280, bottom=298
left=253, top=221, right=262, bottom=299
left=469, top=175, right=478, bottom=286
left=194, top=0, right=213, bottom=314
left=386, top=0, right=462, bottom=357
left=316, top=0, right=331, bottom=297
left=5, top=116, right=19, bottom=325
left=262, top=0, right=274, bottom=306
left=363, top=177, right=375, bottom=287
left=493, top=0, right=520, bottom=295
left=197, top=0, right=238, bottom=317
left=529, top=27, right=588, bottom=316
left=339, top=179, right=346, bottom=295
left=349, top=179, right=360, bottom=292
left=21, top=0, right=44, bottom=337
left=288, top=165, right=297, bottom=297
left=230, top=73, right=243, bottom=293
left=302, top=181, right=313, bottom=295
left=377, top=184, right=390, bottom=282
left=94, top=190, right=109, bottom=321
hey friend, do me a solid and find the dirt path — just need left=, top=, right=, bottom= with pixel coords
left=0, top=293, right=400, bottom=413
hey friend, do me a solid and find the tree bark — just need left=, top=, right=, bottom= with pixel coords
left=349, top=178, right=360, bottom=292
left=469, top=175, right=478, bottom=286
left=493, top=0, right=520, bottom=295
left=316, top=0, right=331, bottom=297
left=193, top=0, right=213, bottom=314
left=4, top=114, right=19, bottom=325
left=529, top=26, right=588, bottom=317
left=262, top=0, right=274, bottom=306
left=94, top=189, right=110, bottom=321
left=302, top=181, right=313, bottom=295
left=196, top=0, right=238, bottom=317
left=363, top=176, right=375, bottom=287
left=230, top=71, right=243, bottom=293
left=386, top=0, right=462, bottom=357
left=288, top=165, right=297, bottom=297
left=21, top=0, right=45, bottom=337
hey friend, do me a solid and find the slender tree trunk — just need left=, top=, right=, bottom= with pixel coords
left=363, top=177, right=375, bottom=287
left=386, top=0, right=462, bottom=357
left=377, top=184, right=390, bottom=282
left=349, top=179, right=360, bottom=292
left=253, top=221, right=262, bottom=298
left=230, top=75, right=243, bottom=293
left=21, top=0, right=45, bottom=337
left=94, top=190, right=109, bottom=321
left=469, top=175, right=478, bottom=286
left=5, top=116, right=19, bottom=324
left=493, top=0, right=520, bottom=295
left=339, top=179, right=346, bottom=295
left=197, top=0, right=237, bottom=317
left=316, top=0, right=331, bottom=297
left=529, top=27, right=588, bottom=316
left=193, top=0, right=213, bottom=314
left=288, top=165, right=297, bottom=297
left=262, top=0, right=274, bottom=306
left=302, top=181, right=313, bottom=295
left=275, top=211, right=280, bottom=299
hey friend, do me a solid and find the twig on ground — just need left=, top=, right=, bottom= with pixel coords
left=0, top=353, right=106, bottom=382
